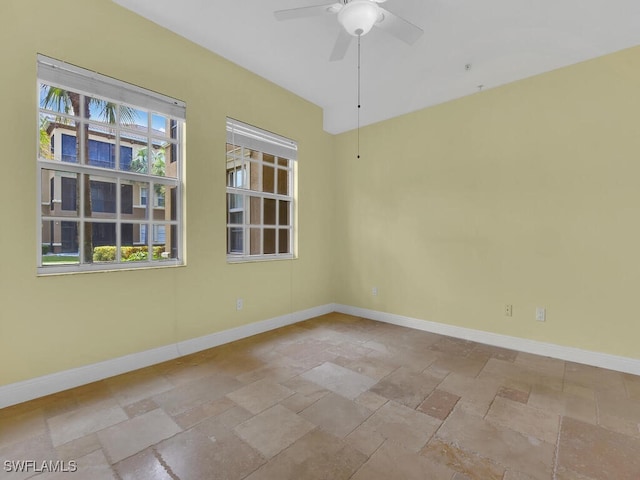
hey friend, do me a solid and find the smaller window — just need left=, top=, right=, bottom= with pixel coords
left=225, top=118, right=296, bottom=261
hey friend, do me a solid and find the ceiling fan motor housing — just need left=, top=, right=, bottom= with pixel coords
left=338, top=0, right=382, bottom=36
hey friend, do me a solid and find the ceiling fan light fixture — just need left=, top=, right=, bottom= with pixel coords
left=338, top=0, right=380, bottom=37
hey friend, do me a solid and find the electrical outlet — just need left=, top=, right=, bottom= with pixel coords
left=236, top=298, right=243, bottom=311
left=536, top=307, right=546, bottom=322
left=505, top=304, right=513, bottom=317
left=372, top=287, right=378, bottom=296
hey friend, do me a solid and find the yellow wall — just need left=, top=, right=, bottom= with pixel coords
left=2, top=0, right=639, bottom=390
left=0, top=0, right=334, bottom=386
left=333, top=45, right=640, bottom=360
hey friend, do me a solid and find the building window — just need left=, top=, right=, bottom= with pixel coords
left=37, top=55, right=185, bottom=273
left=226, top=118, right=296, bottom=261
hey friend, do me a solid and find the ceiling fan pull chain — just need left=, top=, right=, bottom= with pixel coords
left=357, top=33, right=361, bottom=159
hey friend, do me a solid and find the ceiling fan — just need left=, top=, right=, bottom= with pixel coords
left=274, top=0, right=424, bottom=61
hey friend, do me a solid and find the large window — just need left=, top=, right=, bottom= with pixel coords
left=226, top=118, right=296, bottom=261
left=37, top=55, right=185, bottom=273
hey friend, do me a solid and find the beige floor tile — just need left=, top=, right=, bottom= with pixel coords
left=417, top=389, right=460, bottom=420
left=226, top=379, right=294, bottom=414
left=171, top=396, right=236, bottom=429
left=55, top=433, right=101, bottom=461
left=0, top=434, right=58, bottom=480
left=47, top=402, right=128, bottom=447
left=564, top=362, right=626, bottom=393
left=37, top=449, right=116, bottom=480
left=437, top=373, right=501, bottom=417
left=421, top=439, right=505, bottom=480
left=557, top=416, right=640, bottom=480
left=97, top=408, right=181, bottom=463
left=152, top=372, right=243, bottom=416
left=234, top=404, right=315, bottom=459
left=113, top=448, right=174, bottom=480
left=528, top=384, right=597, bottom=424
left=332, top=355, right=397, bottom=381
left=299, top=392, right=372, bottom=438
left=485, top=396, right=560, bottom=444
left=496, top=386, right=529, bottom=404
left=432, top=354, right=488, bottom=378
left=245, top=429, right=367, bottom=480
left=105, top=369, right=173, bottom=406
left=437, top=408, right=555, bottom=480
left=354, top=391, right=388, bottom=411
left=300, top=361, right=376, bottom=400
left=3, top=314, right=639, bottom=479
left=359, top=401, right=441, bottom=452
left=370, top=366, right=441, bottom=408
left=352, top=440, right=457, bottom=480
left=156, top=428, right=265, bottom=480
left=0, top=408, right=46, bottom=449
left=345, top=422, right=385, bottom=456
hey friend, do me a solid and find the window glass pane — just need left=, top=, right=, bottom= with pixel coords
left=88, top=135, right=116, bottom=168
left=39, top=84, right=79, bottom=116
left=248, top=161, right=260, bottom=191
left=121, top=183, right=133, bottom=215
left=250, top=228, right=261, bottom=255
left=277, top=168, right=289, bottom=195
left=125, top=133, right=149, bottom=174
left=88, top=178, right=117, bottom=218
left=40, top=114, right=76, bottom=161
left=89, top=222, right=117, bottom=263
left=263, top=164, right=275, bottom=193
left=264, top=229, right=276, bottom=255
left=263, top=153, right=275, bottom=164
left=152, top=114, right=169, bottom=137
left=167, top=224, right=178, bottom=259
left=227, top=164, right=245, bottom=188
left=170, top=187, right=177, bottom=222
left=153, top=185, right=166, bottom=209
left=121, top=224, right=147, bottom=263
left=264, top=198, right=276, bottom=225
left=151, top=139, right=170, bottom=177
left=227, top=193, right=243, bottom=224
left=41, top=220, right=79, bottom=264
left=250, top=197, right=261, bottom=225
left=278, top=229, right=290, bottom=254
left=278, top=200, right=290, bottom=226
left=228, top=227, right=243, bottom=254
left=87, top=95, right=119, bottom=124
left=61, top=175, right=78, bottom=214
left=277, top=157, right=288, bottom=167
left=120, top=106, right=148, bottom=130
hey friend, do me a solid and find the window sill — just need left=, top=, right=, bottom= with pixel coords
left=226, top=254, right=295, bottom=264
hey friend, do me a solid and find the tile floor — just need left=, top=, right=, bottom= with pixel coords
left=1, top=313, right=640, bottom=479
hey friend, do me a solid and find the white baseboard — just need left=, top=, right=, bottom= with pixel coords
left=334, top=304, right=640, bottom=376
left=0, top=304, right=334, bottom=409
left=3, top=302, right=638, bottom=409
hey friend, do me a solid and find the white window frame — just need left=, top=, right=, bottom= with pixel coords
left=226, top=118, right=297, bottom=262
left=37, top=55, right=185, bottom=274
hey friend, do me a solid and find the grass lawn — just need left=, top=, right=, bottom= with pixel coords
left=42, top=255, right=79, bottom=264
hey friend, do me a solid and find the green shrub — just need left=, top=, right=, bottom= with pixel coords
left=93, top=245, right=166, bottom=262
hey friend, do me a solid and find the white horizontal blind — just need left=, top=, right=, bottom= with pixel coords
left=37, top=54, right=186, bottom=119
left=226, top=118, right=297, bottom=160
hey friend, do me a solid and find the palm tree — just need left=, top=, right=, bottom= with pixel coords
left=40, top=85, right=136, bottom=262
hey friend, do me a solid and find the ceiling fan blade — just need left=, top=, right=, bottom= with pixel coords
left=274, top=3, right=338, bottom=21
left=329, top=29, right=353, bottom=62
left=376, top=7, right=424, bottom=45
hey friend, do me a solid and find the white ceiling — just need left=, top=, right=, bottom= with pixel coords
left=113, top=0, right=640, bottom=134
